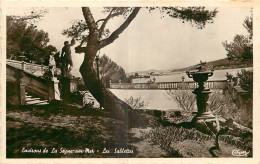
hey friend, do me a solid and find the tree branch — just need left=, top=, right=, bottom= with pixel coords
left=98, top=9, right=114, bottom=35
left=96, top=19, right=106, bottom=25
left=99, top=7, right=141, bottom=49
left=75, top=46, right=87, bottom=53
left=98, top=9, right=123, bottom=35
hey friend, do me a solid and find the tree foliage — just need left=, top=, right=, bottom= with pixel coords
left=160, top=7, right=217, bottom=29
left=243, top=16, right=253, bottom=39
left=94, top=54, right=128, bottom=83
left=222, top=13, right=253, bottom=62
left=63, top=7, right=218, bottom=49
left=7, top=10, right=57, bottom=64
left=222, top=35, right=252, bottom=62
left=237, top=69, right=253, bottom=97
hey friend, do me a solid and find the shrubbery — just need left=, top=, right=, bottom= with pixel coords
left=166, top=88, right=252, bottom=128
left=125, top=96, right=149, bottom=109
left=144, top=126, right=252, bottom=157
left=237, top=69, right=253, bottom=97
left=167, top=90, right=196, bottom=113
left=209, top=90, right=252, bottom=128
left=225, top=69, right=253, bottom=128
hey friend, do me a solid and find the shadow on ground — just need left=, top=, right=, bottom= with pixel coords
left=6, top=104, right=252, bottom=158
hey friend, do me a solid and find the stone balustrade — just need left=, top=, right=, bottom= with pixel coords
left=110, top=80, right=227, bottom=90
left=6, top=59, right=60, bottom=75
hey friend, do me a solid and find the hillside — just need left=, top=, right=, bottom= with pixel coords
left=127, top=58, right=252, bottom=76
left=172, top=58, right=252, bottom=73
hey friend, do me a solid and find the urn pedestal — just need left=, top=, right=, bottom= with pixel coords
left=186, top=70, right=216, bottom=124
left=61, top=77, right=71, bottom=104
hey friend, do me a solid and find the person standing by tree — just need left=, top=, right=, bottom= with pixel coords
left=60, top=39, right=75, bottom=104
left=61, top=39, right=75, bottom=78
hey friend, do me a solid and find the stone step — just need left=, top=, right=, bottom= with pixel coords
left=25, top=92, right=49, bottom=105
left=26, top=97, right=41, bottom=101
left=36, top=102, right=49, bottom=105
left=26, top=99, right=48, bottom=105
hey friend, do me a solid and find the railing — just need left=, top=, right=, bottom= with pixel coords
left=110, top=80, right=227, bottom=90
left=6, top=59, right=60, bottom=76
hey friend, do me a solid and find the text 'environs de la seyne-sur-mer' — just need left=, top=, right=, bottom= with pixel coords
left=21, top=147, right=134, bottom=155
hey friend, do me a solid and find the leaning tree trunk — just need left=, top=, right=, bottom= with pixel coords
left=79, top=49, right=137, bottom=126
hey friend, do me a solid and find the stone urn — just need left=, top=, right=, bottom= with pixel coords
left=186, top=69, right=216, bottom=124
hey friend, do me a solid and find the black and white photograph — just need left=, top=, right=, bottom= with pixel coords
left=2, top=3, right=257, bottom=161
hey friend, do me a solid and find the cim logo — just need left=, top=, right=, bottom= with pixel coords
left=232, top=149, right=250, bottom=157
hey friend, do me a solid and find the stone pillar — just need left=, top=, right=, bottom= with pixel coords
left=53, top=77, right=61, bottom=100
left=48, top=80, right=55, bottom=102
left=47, top=77, right=61, bottom=102
left=7, top=70, right=26, bottom=106
left=61, top=77, right=71, bottom=104
left=19, top=83, right=26, bottom=105
left=16, top=70, right=26, bottom=105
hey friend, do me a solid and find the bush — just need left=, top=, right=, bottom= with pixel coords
left=144, top=125, right=252, bottom=157
left=208, top=90, right=252, bottom=128
left=144, top=126, right=212, bottom=157
left=208, top=91, right=236, bottom=116
left=125, top=96, right=149, bottom=109
left=167, top=90, right=196, bottom=113
left=225, top=72, right=233, bottom=82
left=237, top=69, right=253, bottom=97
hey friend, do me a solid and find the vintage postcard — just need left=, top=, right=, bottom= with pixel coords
left=0, top=0, right=260, bottom=164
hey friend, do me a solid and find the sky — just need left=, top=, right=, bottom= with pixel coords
left=6, top=7, right=251, bottom=77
